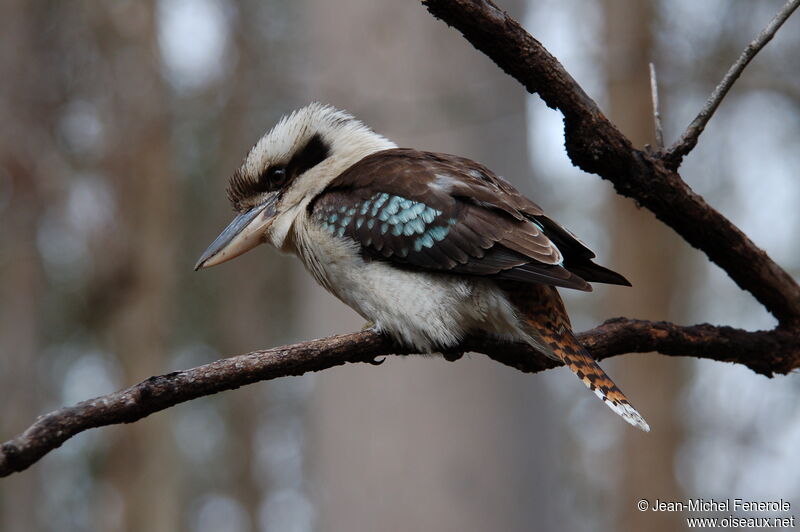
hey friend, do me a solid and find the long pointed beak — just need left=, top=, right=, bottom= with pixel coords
left=194, top=200, right=275, bottom=271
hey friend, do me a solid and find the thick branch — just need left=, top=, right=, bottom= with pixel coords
left=1, top=320, right=798, bottom=478
left=422, top=0, right=800, bottom=328
left=4, top=0, right=798, bottom=484
left=666, top=0, right=800, bottom=166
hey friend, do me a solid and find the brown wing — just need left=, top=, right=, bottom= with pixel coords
left=310, top=149, right=628, bottom=290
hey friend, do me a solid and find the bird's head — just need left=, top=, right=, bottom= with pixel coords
left=195, top=102, right=395, bottom=270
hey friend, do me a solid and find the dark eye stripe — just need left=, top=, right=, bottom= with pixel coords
left=227, top=169, right=262, bottom=210
left=226, top=133, right=331, bottom=211
left=287, top=133, right=330, bottom=178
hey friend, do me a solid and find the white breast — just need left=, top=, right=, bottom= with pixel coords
left=292, top=219, right=531, bottom=352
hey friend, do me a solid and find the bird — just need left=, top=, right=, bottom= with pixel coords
left=195, top=102, right=649, bottom=431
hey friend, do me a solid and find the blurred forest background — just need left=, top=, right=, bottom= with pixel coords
left=1, top=0, right=799, bottom=531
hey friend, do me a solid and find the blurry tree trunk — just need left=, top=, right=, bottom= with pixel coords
left=95, top=3, right=182, bottom=530
left=0, top=162, right=44, bottom=532
left=602, top=2, right=687, bottom=530
left=300, top=1, right=562, bottom=531
left=0, top=1, right=54, bottom=529
left=211, top=5, right=298, bottom=523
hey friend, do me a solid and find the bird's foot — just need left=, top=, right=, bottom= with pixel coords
left=361, top=321, right=387, bottom=364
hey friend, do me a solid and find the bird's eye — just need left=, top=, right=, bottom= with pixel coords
left=267, top=166, right=288, bottom=187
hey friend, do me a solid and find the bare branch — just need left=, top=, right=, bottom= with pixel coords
left=4, top=0, right=798, bottom=483
left=1, top=321, right=797, bottom=478
left=666, top=0, right=800, bottom=166
left=422, top=0, right=800, bottom=328
left=649, top=62, right=664, bottom=149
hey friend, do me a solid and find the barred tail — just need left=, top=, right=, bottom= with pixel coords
left=506, top=283, right=650, bottom=432
left=557, top=329, right=650, bottom=432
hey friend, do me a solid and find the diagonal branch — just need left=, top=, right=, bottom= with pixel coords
left=1, top=320, right=798, bottom=478
left=422, top=0, right=800, bottom=329
left=666, top=0, right=800, bottom=167
left=3, top=0, right=798, bottom=483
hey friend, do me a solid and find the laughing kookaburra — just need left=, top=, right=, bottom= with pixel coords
left=195, top=103, right=649, bottom=431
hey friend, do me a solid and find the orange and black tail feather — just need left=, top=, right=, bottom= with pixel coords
left=507, top=283, right=650, bottom=432
left=556, top=329, right=650, bottom=431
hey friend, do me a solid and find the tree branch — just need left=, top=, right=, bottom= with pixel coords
left=649, top=62, right=664, bottom=149
left=2, top=320, right=797, bottom=478
left=666, top=0, right=800, bottom=167
left=422, top=0, right=800, bottom=329
left=3, top=0, right=799, bottom=481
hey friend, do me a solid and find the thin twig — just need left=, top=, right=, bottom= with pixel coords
left=423, top=0, right=800, bottom=328
left=649, top=62, right=664, bottom=149
left=1, top=320, right=797, bottom=478
left=4, top=0, right=800, bottom=482
left=666, top=0, right=800, bottom=166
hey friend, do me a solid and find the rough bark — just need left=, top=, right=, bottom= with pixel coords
left=1, top=0, right=799, bottom=478
left=422, top=0, right=800, bottom=329
left=1, top=319, right=798, bottom=478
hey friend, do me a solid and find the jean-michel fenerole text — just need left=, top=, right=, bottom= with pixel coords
left=650, top=498, right=791, bottom=513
